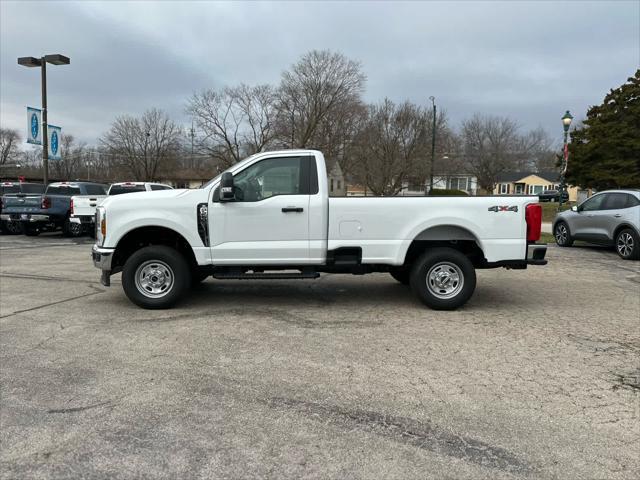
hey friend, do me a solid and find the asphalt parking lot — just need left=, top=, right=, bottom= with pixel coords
left=0, top=233, right=639, bottom=479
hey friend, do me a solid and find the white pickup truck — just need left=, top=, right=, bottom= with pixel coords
left=71, top=182, right=173, bottom=232
left=92, top=149, right=547, bottom=310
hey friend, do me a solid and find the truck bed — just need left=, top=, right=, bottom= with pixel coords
left=328, top=196, right=537, bottom=263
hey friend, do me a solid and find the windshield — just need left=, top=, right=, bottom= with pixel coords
left=109, top=185, right=146, bottom=195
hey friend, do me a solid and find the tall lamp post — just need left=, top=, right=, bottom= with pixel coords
left=559, top=110, right=573, bottom=207
left=18, top=54, right=70, bottom=186
left=427, top=96, right=436, bottom=195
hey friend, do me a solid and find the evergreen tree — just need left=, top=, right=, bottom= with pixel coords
left=566, top=70, right=640, bottom=189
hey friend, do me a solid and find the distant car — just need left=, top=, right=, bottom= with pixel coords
left=538, top=189, right=568, bottom=202
left=553, top=189, right=640, bottom=260
left=70, top=182, right=174, bottom=235
left=0, top=181, right=45, bottom=234
left=0, top=181, right=107, bottom=236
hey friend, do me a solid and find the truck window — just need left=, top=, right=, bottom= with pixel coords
left=233, top=157, right=304, bottom=202
left=45, top=185, right=81, bottom=195
left=20, top=184, right=45, bottom=194
left=150, top=185, right=171, bottom=191
left=109, top=185, right=146, bottom=195
left=0, top=185, right=20, bottom=194
left=84, top=185, right=107, bottom=195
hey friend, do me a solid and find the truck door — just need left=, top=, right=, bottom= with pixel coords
left=210, top=155, right=313, bottom=265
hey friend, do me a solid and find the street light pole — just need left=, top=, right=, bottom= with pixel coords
left=18, top=54, right=70, bottom=187
left=428, top=96, right=436, bottom=195
left=559, top=110, right=573, bottom=208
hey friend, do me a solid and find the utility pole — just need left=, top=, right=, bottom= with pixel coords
left=428, top=96, right=436, bottom=195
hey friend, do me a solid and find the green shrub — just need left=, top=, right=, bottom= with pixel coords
left=428, top=189, right=469, bottom=196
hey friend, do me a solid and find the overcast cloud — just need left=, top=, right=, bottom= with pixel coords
left=1, top=0, right=638, bottom=146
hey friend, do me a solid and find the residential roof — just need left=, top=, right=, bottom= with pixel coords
left=496, top=171, right=560, bottom=183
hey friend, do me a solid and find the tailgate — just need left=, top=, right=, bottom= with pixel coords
left=1, top=195, right=42, bottom=212
left=71, top=195, right=106, bottom=217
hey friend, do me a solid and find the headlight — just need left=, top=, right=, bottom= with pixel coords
left=96, top=206, right=106, bottom=246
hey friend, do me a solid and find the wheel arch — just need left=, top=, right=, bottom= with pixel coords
left=402, top=225, right=486, bottom=267
left=111, top=225, right=197, bottom=273
left=613, top=223, right=638, bottom=241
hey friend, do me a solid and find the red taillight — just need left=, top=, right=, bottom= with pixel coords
left=70, top=198, right=74, bottom=215
left=41, top=196, right=51, bottom=209
left=525, top=203, right=542, bottom=242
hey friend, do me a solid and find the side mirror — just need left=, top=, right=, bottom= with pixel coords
left=220, top=172, right=235, bottom=201
left=571, top=205, right=578, bottom=212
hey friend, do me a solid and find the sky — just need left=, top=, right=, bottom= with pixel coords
left=1, top=0, right=638, bottom=147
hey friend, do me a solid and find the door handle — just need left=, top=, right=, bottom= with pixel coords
left=613, top=214, right=622, bottom=218
left=281, top=207, right=304, bottom=213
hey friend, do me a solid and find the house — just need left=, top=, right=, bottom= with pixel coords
left=403, top=174, right=478, bottom=196
left=327, top=161, right=346, bottom=196
left=158, top=168, right=214, bottom=189
left=494, top=171, right=581, bottom=202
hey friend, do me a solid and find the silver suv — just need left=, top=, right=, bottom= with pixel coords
left=553, top=190, right=640, bottom=260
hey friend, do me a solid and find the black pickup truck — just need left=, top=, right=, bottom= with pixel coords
left=1, top=181, right=107, bottom=236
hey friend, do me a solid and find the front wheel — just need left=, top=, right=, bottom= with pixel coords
left=616, top=228, right=639, bottom=260
left=554, top=221, right=573, bottom=247
left=410, top=248, right=476, bottom=310
left=122, top=246, right=191, bottom=309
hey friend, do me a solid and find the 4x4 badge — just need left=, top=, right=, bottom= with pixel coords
left=488, top=205, right=518, bottom=212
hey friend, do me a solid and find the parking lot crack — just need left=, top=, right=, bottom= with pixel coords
left=47, top=400, right=114, bottom=414
left=264, top=397, right=534, bottom=475
left=1, top=285, right=105, bottom=319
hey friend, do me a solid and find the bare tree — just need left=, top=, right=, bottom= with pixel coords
left=275, top=50, right=366, bottom=151
left=187, top=84, right=276, bottom=169
left=50, top=134, right=85, bottom=180
left=0, top=128, right=20, bottom=166
left=101, top=109, right=182, bottom=181
left=461, top=114, right=525, bottom=192
left=350, top=99, right=427, bottom=196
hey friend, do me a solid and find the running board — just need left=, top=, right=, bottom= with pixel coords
left=213, top=270, right=319, bottom=280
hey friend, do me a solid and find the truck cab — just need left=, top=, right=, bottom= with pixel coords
left=92, top=150, right=546, bottom=310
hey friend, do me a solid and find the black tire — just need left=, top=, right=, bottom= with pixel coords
left=389, top=268, right=410, bottom=285
left=22, top=224, right=40, bottom=236
left=554, top=221, right=573, bottom=247
left=1, top=220, right=22, bottom=235
left=122, top=246, right=191, bottom=309
left=62, top=218, right=83, bottom=237
left=409, top=248, right=476, bottom=310
left=615, top=228, right=640, bottom=260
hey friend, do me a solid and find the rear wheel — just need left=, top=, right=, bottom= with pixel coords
left=62, top=218, right=83, bottom=237
left=22, top=224, right=40, bottom=236
left=122, top=246, right=191, bottom=309
left=409, top=248, right=476, bottom=310
left=554, top=221, right=573, bottom=247
left=1, top=220, right=22, bottom=235
left=616, top=228, right=639, bottom=260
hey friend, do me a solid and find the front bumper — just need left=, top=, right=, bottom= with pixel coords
left=92, top=244, right=115, bottom=286
left=526, top=243, right=547, bottom=265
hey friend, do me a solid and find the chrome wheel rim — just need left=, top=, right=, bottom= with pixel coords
left=426, top=262, right=464, bottom=299
left=135, top=260, right=174, bottom=298
left=6, top=221, right=21, bottom=234
left=69, top=221, right=83, bottom=236
left=617, top=233, right=634, bottom=258
left=555, top=224, right=567, bottom=245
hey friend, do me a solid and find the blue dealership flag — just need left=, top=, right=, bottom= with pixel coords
left=48, top=125, right=62, bottom=160
left=26, top=107, right=42, bottom=145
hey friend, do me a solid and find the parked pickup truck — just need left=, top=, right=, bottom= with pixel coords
left=2, top=181, right=107, bottom=236
left=0, top=181, right=45, bottom=234
left=71, top=182, right=173, bottom=233
left=92, top=149, right=547, bottom=310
